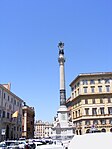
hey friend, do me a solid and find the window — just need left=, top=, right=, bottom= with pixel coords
left=78, top=110, right=80, bottom=117
left=14, top=126, right=16, bottom=131
left=100, top=119, right=106, bottom=125
left=108, top=98, right=111, bottom=103
left=92, top=108, right=97, bottom=115
left=73, top=122, right=76, bottom=127
left=91, top=86, right=95, bottom=93
left=71, top=87, right=74, bottom=92
left=106, top=85, right=110, bottom=92
left=77, top=89, right=79, bottom=95
left=77, top=100, right=80, bottom=106
left=75, top=111, right=77, bottom=117
left=14, top=100, right=16, bottom=105
left=90, top=80, right=95, bottom=84
left=92, top=99, right=96, bottom=104
left=73, top=112, right=75, bottom=118
left=85, top=120, right=90, bottom=125
left=72, top=93, right=74, bottom=99
left=105, top=79, right=110, bottom=84
left=98, top=86, right=102, bottom=92
left=82, top=80, right=88, bottom=85
left=85, top=99, right=88, bottom=104
left=83, top=87, right=87, bottom=93
left=3, top=111, right=5, bottom=118
left=93, top=120, right=98, bottom=125
left=109, top=119, right=112, bottom=124
left=100, top=107, right=105, bottom=115
left=20, top=103, right=22, bottom=107
left=98, top=79, right=102, bottom=84
left=100, top=98, right=103, bottom=103
left=79, top=121, right=82, bottom=126
left=7, top=112, right=9, bottom=118
left=76, top=122, right=80, bottom=126
left=19, top=117, right=22, bottom=122
left=17, top=102, right=19, bottom=106
left=108, top=107, right=112, bottom=114
left=9, top=104, right=12, bottom=110
left=5, top=102, right=7, bottom=107
left=77, top=82, right=80, bottom=87
left=4, top=93, right=5, bottom=99
left=8, top=96, right=10, bottom=101
left=0, top=110, right=1, bottom=117
left=11, top=98, right=13, bottom=103
left=85, top=108, right=89, bottom=115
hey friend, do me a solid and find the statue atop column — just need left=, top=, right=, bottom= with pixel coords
left=51, top=42, right=74, bottom=144
left=58, top=41, right=64, bottom=55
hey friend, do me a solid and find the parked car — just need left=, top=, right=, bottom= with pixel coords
left=33, top=141, right=46, bottom=149
left=4, top=140, right=19, bottom=149
left=0, top=142, right=7, bottom=149
left=28, top=142, right=35, bottom=149
left=36, top=144, right=64, bottom=149
left=18, top=140, right=30, bottom=149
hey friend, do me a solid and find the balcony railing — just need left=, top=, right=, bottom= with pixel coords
left=2, top=117, right=20, bottom=125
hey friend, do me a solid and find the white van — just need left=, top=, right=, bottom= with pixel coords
left=68, top=132, right=112, bottom=149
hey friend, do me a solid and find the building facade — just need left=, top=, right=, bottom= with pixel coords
left=34, top=120, right=53, bottom=138
left=22, top=104, right=35, bottom=139
left=66, top=72, right=112, bottom=135
left=0, top=83, right=23, bottom=141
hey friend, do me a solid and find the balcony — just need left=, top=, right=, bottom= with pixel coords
left=2, top=117, right=12, bottom=124
left=2, top=117, right=18, bottom=125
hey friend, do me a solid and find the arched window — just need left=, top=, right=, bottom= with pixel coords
left=86, top=129, right=90, bottom=133
left=79, top=129, right=82, bottom=135
left=101, top=128, right=106, bottom=132
left=76, top=130, right=78, bottom=135
left=110, top=128, right=112, bottom=132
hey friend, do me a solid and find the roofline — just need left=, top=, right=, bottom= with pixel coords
left=0, top=84, right=23, bottom=102
left=70, top=72, right=112, bottom=86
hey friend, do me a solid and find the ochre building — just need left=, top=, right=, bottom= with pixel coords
left=66, top=72, right=112, bottom=135
left=0, top=83, right=23, bottom=141
left=22, top=104, right=35, bottom=139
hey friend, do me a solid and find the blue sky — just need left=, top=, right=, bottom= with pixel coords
left=0, top=0, right=112, bottom=122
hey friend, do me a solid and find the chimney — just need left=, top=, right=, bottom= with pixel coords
left=2, top=82, right=11, bottom=91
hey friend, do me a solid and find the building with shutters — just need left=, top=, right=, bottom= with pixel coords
left=66, top=72, right=112, bottom=135
left=0, top=83, right=23, bottom=141
left=22, top=104, right=35, bottom=139
left=34, top=120, right=53, bottom=138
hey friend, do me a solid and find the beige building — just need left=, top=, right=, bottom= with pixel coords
left=22, top=104, right=35, bottom=139
left=34, top=120, right=53, bottom=138
left=0, top=83, right=23, bottom=141
left=66, top=72, right=112, bottom=135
